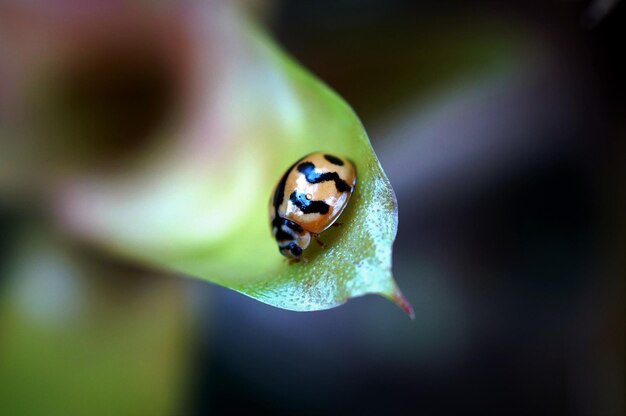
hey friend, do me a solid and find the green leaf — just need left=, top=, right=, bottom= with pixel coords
left=56, top=5, right=411, bottom=316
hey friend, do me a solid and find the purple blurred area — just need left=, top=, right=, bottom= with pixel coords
left=1, top=1, right=624, bottom=415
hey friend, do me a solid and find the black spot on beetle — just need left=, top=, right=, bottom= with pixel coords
left=272, top=216, right=303, bottom=232
left=272, top=217, right=303, bottom=242
left=272, top=156, right=310, bottom=211
left=274, top=226, right=293, bottom=242
left=324, top=154, right=344, bottom=166
left=290, top=190, right=330, bottom=214
left=297, top=162, right=352, bottom=193
left=273, top=162, right=296, bottom=210
left=289, top=243, right=302, bottom=257
left=285, top=219, right=303, bottom=232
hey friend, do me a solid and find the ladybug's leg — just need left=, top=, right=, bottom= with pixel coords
left=332, top=222, right=343, bottom=228
left=312, top=234, right=326, bottom=249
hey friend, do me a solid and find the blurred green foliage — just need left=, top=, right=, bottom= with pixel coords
left=0, top=233, right=191, bottom=416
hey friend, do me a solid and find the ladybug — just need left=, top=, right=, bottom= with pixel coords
left=270, top=152, right=357, bottom=261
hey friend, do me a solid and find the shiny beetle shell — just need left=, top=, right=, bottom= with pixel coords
left=269, top=152, right=357, bottom=260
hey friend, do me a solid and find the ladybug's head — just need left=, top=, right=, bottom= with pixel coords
left=279, top=241, right=305, bottom=260
left=272, top=217, right=310, bottom=260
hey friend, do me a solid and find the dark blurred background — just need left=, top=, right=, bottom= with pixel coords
left=1, top=1, right=623, bottom=415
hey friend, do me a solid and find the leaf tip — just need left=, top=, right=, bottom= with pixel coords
left=390, top=287, right=415, bottom=320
